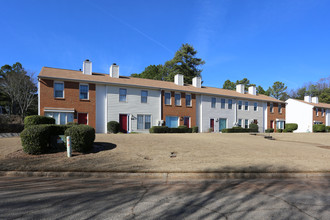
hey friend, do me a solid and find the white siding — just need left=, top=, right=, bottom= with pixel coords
left=263, top=102, right=267, bottom=132
left=286, top=99, right=313, bottom=132
left=196, top=94, right=202, bottom=132
left=326, top=109, right=330, bottom=126
left=236, top=100, right=265, bottom=132
left=96, top=85, right=107, bottom=133
left=107, top=85, right=161, bottom=133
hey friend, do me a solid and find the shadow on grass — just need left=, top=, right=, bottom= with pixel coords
left=92, top=142, right=117, bottom=153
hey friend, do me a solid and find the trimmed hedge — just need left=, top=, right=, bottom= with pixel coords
left=265, top=128, right=274, bottom=133
left=0, top=124, right=24, bottom=133
left=149, top=126, right=169, bottom=133
left=326, top=126, right=330, bottom=132
left=222, top=127, right=251, bottom=133
left=107, top=121, right=120, bottom=133
left=313, top=124, right=326, bottom=132
left=249, top=123, right=259, bottom=132
left=192, top=126, right=198, bottom=133
left=149, top=126, right=198, bottom=133
left=21, top=125, right=51, bottom=154
left=65, top=125, right=95, bottom=153
left=24, top=115, right=55, bottom=127
left=276, top=129, right=283, bottom=133
left=285, top=123, right=298, bottom=132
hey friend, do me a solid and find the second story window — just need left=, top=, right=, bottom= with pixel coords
left=278, top=104, right=282, bottom=113
left=322, top=108, right=325, bottom=116
left=175, top=93, right=181, bottom=106
left=221, top=98, right=225, bottom=109
left=119, top=88, right=127, bottom=102
left=141, top=90, right=148, bottom=103
left=316, top=108, right=319, bottom=116
left=165, top=92, right=171, bottom=105
left=254, top=102, right=258, bottom=111
left=270, top=103, right=273, bottom=113
left=186, top=94, right=191, bottom=107
left=211, top=97, right=216, bottom=108
left=238, top=101, right=242, bottom=110
left=54, top=82, right=64, bottom=98
left=228, top=99, right=232, bottom=109
left=245, top=101, right=249, bottom=110
left=79, top=84, right=89, bottom=100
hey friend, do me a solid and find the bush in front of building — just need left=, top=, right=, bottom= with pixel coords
left=149, top=126, right=197, bottom=133
left=64, top=125, right=95, bottom=153
left=149, top=126, right=169, bottom=133
left=276, top=129, right=283, bottom=133
left=192, top=126, right=199, bottom=133
left=107, top=121, right=120, bottom=134
left=24, top=115, right=55, bottom=128
left=222, top=127, right=251, bottom=133
left=265, top=128, right=274, bottom=133
left=313, top=124, right=326, bottom=132
left=249, top=123, right=259, bottom=132
left=21, top=125, right=51, bottom=154
left=326, top=126, right=330, bottom=132
left=285, top=123, right=298, bottom=132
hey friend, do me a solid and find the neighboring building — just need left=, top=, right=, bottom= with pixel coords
left=38, top=60, right=285, bottom=133
left=286, top=96, right=330, bottom=132
left=266, top=101, right=286, bottom=132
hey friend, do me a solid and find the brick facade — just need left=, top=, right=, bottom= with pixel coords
left=267, top=102, right=286, bottom=131
left=39, top=79, right=96, bottom=128
left=313, top=107, right=326, bottom=124
left=161, top=91, right=196, bottom=127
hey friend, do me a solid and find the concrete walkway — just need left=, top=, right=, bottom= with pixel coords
left=0, top=133, right=20, bottom=138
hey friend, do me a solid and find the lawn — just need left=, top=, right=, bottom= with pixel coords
left=0, top=133, right=329, bottom=173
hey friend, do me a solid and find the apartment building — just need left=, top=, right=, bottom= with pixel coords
left=286, top=96, right=330, bottom=132
left=38, top=60, right=284, bottom=133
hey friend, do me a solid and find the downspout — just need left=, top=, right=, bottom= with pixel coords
left=38, top=78, right=40, bottom=115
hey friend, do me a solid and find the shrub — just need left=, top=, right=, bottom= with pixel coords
left=24, top=115, right=55, bottom=128
left=149, top=126, right=169, bottom=133
left=107, top=121, right=120, bottom=133
left=326, top=126, right=330, bottom=132
left=149, top=126, right=195, bottom=133
left=178, top=125, right=189, bottom=133
left=20, top=125, right=51, bottom=154
left=265, top=128, right=274, bottom=133
left=65, top=125, right=95, bottom=153
left=313, top=124, right=326, bottom=132
left=192, top=126, right=198, bottom=133
left=66, top=122, right=79, bottom=126
left=285, top=123, right=298, bottom=132
left=283, top=128, right=292, bottom=133
left=0, top=124, right=24, bottom=133
left=222, top=127, right=250, bottom=133
left=249, top=123, right=259, bottom=132
left=276, top=129, right=283, bottom=133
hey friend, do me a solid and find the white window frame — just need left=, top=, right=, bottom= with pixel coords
left=175, top=93, right=181, bottom=106
left=165, top=92, right=171, bottom=105
left=45, top=111, right=74, bottom=125
left=79, top=83, right=89, bottom=100
left=238, top=101, right=242, bottom=110
left=254, top=102, right=258, bottom=111
left=245, top=119, right=249, bottom=129
left=221, top=98, right=226, bottom=109
left=322, top=108, right=325, bottom=116
left=270, top=103, right=274, bottom=113
left=276, top=120, right=285, bottom=129
left=54, top=81, right=64, bottom=98
left=211, top=97, right=216, bottom=108
left=119, top=88, right=127, bottom=102
left=244, top=101, right=249, bottom=111
left=228, top=99, right=233, bottom=109
left=238, top=119, right=242, bottom=127
left=141, top=90, right=148, bottom=103
left=137, top=114, right=152, bottom=130
left=185, top=94, right=192, bottom=107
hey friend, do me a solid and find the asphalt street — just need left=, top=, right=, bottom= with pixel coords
left=0, top=176, right=329, bottom=219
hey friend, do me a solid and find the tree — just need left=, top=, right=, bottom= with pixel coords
left=319, top=88, right=330, bottom=104
left=268, top=81, right=287, bottom=100
left=131, top=43, right=205, bottom=84
left=256, top=85, right=270, bottom=96
left=0, top=62, right=37, bottom=120
left=222, top=80, right=236, bottom=90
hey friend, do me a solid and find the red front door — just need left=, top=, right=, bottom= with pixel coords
left=210, top=119, right=214, bottom=132
left=184, top=117, right=190, bottom=128
left=78, top=113, right=88, bottom=125
left=119, top=114, right=128, bottom=133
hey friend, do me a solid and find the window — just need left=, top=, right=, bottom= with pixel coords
left=119, top=88, right=127, bottom=102
left=137, top=114, right=152, bottom=130
left=322, top=108, right=325, bottom=116
left=315, top=108, right=319, bottom=116
left=244, top=101, right=249, bottom=111
left=45, top=112, right=74, bottom=125
left=245, top=119, right=249, bottom=129
left=228, top=99, right=232, bottom=109
left=166, top=116, right=179, bottom=128
left=165, top=92, right=171, bottom=105
left=238, top=101, right=242, bottom=110
left=278, top=104, right=282, bottom=113
left=54, top=82, right=64, bottom=98
left=175, top=93, right=181, bottom=106
left=186, top=94, right=191, bottom=107
left=277, top=121, right=285, bottom=129
left=141, top=90, right=148, bottom=103
left=270, top=103, right=273, bottom=113
left=221, top=99, right=225, bottom=109
left=254, top=103, right=258, bottom=111
left=314, top=121, right=323, bottom=125
left=238, top=119, right=242, bottom=127
left=211, top=97, right=216, bottom=108
left=79, top=84, right=89, bottom=99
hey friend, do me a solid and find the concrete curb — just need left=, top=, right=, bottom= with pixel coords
left=1, top=171, right=330, bottom=180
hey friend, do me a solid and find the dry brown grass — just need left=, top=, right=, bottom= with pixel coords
left=0, top=133, right=329, bottom=173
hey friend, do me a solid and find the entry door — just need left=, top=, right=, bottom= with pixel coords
left=78, top=113, right=88, bottom=125
left=270, top=120, right=274, bottom=129
left=210, top=119, right=214, bottom=132
left=219, top=118, right=227, bottom=131
left=119, top=114, right=128, bottom=133
left=184, top=117, right=190, bottom=128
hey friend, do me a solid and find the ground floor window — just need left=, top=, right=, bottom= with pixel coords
left=313, top=121, right=323, bottom=125
left=166, top=116, right=179, bottom=128
left=238, top=119, right=242, bottom=127
left=277, top=120, right=285, bottom=129
left=244, top=119, right=249, bottom=129
left=137, top=114, right=152, bottom=130
left=45, top=112, right=74, bottom=125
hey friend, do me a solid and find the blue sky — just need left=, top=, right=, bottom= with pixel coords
left=1, top=0, right=330, bottom=90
